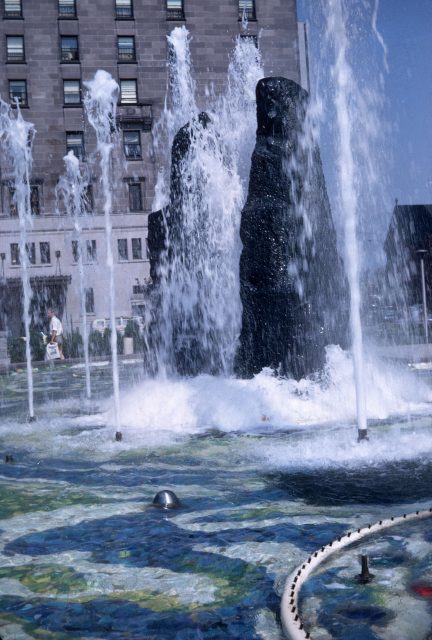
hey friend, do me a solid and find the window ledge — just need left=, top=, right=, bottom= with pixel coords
left=58, top=16, right=78, bottom=20
left=63, top=104, right=82, bottom=108
left=6, top=60, right=26, bottom=64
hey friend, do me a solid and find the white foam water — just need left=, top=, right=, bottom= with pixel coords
left=84, top=70, right=121, bottom=427
left=56, top=151, right=92, bottom=399
left=150, top=27, right=263, bottom=375
left=0, top=100, right=36, bottom=419
left=113, top=347, right=432, bottom=436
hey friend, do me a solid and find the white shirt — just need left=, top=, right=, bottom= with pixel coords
left=50, top=316, right=63, bottom=336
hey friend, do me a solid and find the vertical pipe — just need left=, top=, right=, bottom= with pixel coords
left=420, top=256, right=428, bottom=343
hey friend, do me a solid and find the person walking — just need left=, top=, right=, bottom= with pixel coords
left=47, top=309, right=65, bottom=360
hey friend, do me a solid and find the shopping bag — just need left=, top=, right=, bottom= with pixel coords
left=46, top=342, right=60, bottom=360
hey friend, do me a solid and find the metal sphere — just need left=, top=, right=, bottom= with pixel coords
left=152, top=490, right=181, bottom=510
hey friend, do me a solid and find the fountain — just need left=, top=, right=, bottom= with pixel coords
left=0, top=99, right=36, bottom=419
left=147, top=28, right=262, bottom=375
left=0, top=3, right=431, bottom=639
left=83, top=70, right=121, bottom=430
left=235, top=76, right=349, bottom=380
left=56, top=152, right=92, bottom=399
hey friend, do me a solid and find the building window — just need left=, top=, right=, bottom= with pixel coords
left=132, top=237, right=142, bottom=260
left=167, top=0, right=184, bottom=20
left=118, top=238, right=128, bottom=261
left=120, top=79, right=137, bottom=105
left=85, top=288, right=95, bottom=313
left=239, top=0, right=256, bottom=20
left=26, top=242, right=35, bottom=265
left=9, top=80, right=27, bottom=107
left=84, top=184, right=93, bottom=212
left=128, top=182, right=143, bottom=212
left=30, top=185, right=40, bottom=215
left=72, top=240, right=79, bottom=262
left=8, top=186, right=17, bottom=216
left=59, top=0, right=76, bottom=17
left=4, top=0, right=22, bottom=18
left=40, top=242, right=51, bottom=264
left=63, top=79, right=81, bottom=105
left=115, top=0, right=133, bottom=19
left=66, top=132, right=85, bottom=161
left=60, top=36, right=79, bottom=62
left=123, top=130, right=141, bottom=159
left=6, top=36, right=24, bottom=62
left=10, top=243, right=19, bottom=265
left=117, top=36, right=135, bottom=62
left=86, top=239, right=97, bottom=263
left=240, top=34, right=258, bottom=47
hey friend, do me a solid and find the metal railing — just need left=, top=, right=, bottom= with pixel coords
left=61, top=48, right=79, bottom=62
left=7, top=51, right=24, bottom=61
left=115, top=6, right=133, bottom=18
left=118, top=49, right=135, bottom=62
left=59, top=6, right=76, bottom=17
left=9, top=92, right=27, bottom=106
left=167, top=8, right=184, bottom=19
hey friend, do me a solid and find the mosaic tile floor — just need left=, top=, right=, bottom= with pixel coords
left=0, top=365, right=431, bottom=639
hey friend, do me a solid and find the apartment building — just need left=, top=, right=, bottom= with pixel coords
left=0, top=0, right=302, bottom=336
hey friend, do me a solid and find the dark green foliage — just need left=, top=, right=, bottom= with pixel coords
left=88, top=329, right=124, bottom=356
left=7, top=330, right=46, bottom=363
left=62, top=329, right=83, bottom=359
left=88, top=329, right=110, bottom=357
left=124, top=320, right=144, bottom=353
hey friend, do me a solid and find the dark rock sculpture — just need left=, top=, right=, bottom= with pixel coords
left=146, top=112, right=215, bottom=375
left=234, top=77, right=349, bottom=379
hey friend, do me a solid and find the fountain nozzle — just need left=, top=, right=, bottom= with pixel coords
left=356, top=554, right=374, bottom=584
left=152, top=490, right=181, bottom=510
left=357, top=429, right=369, bottom=443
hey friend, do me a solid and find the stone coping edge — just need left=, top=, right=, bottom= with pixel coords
left=280, top=507, right=432, bottom=640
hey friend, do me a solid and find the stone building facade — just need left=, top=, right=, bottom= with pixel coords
left=0, top=0, right=302, bottom=337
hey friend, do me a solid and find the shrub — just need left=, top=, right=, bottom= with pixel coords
left=88, top=328, right=123, bottom=356
left=7, top=330, right=46, bottom=363
left=63, top=329, right=83, bottom=359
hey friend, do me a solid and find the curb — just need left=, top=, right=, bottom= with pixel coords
left=280, top=507, right=432, bottom=640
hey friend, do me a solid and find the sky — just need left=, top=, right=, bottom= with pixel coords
left=296, top=0, right=432, bottom=261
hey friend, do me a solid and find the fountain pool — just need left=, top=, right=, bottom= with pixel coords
left=0, top=358, right=432, bottom=639
left=1, top=2, right=431, bottom=638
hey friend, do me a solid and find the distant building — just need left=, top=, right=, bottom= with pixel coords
left=0, top=0, right=301, bottom=337
left=384, top=203, right=432, bottom=306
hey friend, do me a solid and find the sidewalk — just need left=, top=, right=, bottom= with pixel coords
left=1, top=353, right=142, bottom=373
left=376, top=343, right=432, bottom=362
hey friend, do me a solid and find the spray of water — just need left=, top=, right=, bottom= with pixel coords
left=0, top=100, right=35, bottom=419
left=56, top=151, right=92, bottom=399
left=84, top=70, right=120, bottom=427
left=149, top=27, right=263, bottom=375
left=324, top=0, right=369, bottom=438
